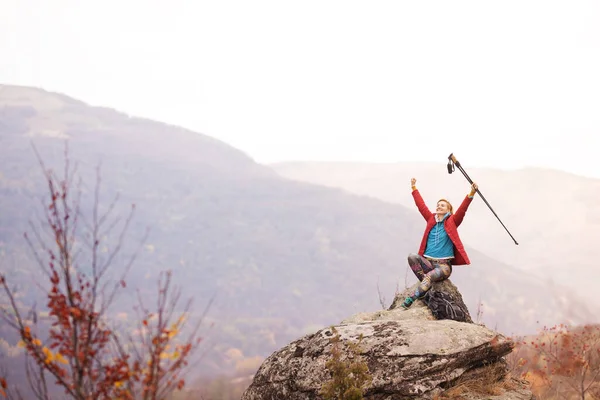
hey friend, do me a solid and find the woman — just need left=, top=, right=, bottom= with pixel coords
left=402, top=177, right=477, bottom=309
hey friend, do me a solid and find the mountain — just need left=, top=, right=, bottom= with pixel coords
left=271, top=161, right=600, bottom=306
left=0, top=85, right=597, bottom=378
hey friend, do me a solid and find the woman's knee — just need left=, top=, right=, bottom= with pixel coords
left=440, top=264, right=452, bottom=278
left=431, top=264, right=452, bottom=281
left=407, top=253, right=420, bottom=264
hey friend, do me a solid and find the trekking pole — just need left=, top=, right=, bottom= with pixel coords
left=447, top=153, right=519, bottom=245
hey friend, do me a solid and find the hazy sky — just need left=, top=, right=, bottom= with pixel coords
left=2, top=0, right=600, bottom=177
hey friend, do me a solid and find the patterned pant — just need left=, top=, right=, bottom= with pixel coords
left=407, top=253, right=452, bottom=299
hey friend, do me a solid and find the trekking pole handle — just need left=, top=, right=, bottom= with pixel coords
left=448, top=153, right=461, bottom=168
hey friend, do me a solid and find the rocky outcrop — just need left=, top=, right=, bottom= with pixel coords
left=242, top=280, right=534, bottom=399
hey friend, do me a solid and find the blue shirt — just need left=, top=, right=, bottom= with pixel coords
left=424, top=212, right=454, bottom=259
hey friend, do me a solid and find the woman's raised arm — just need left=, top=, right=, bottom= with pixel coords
left=411, top=178, right=432, bottom=220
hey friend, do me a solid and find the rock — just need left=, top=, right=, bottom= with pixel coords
left=340, top=300, right=435, bottom=325
left=242, top=280, right=535, bottom=400
left=389, top=279, right=473, bottom=323
left=343, top=280, right=468, bottom=325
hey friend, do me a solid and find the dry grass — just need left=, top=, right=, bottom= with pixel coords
left=434, top=362, right=521, bottom=399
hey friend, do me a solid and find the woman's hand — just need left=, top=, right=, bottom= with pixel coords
left=411, top=178, right=416, bottom=190
left=469, top=182, right=478, bottom=196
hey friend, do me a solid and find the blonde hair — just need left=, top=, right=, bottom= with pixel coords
left=437, top=198, right=453, bottom=214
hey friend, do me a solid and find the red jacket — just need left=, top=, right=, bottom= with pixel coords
left=412, top=189, right=473, bottom=266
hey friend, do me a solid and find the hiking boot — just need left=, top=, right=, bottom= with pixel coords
left=401, top=297, right=414, bottom=310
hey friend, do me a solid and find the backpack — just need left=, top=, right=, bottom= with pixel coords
left=424, top=288, right=473, bottom=323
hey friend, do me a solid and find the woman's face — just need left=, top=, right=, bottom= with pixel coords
left=436, top=201, right=450, bottom=215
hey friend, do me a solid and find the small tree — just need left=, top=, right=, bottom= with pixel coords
left=512, top=324, right=600, bottom=399
left=320, top=327, right=372, bottom=400
left=0, top=144, right=209, bottom=399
